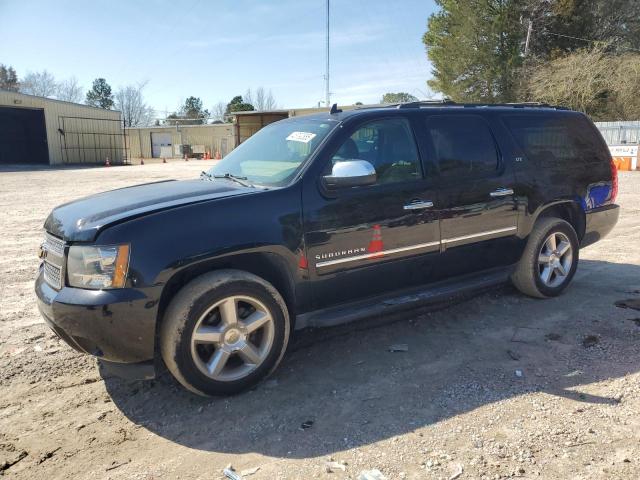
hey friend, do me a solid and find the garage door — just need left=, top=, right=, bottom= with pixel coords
left=151, top=132, right=172, bottom=158
left=0, top=107, right=49, bottom=164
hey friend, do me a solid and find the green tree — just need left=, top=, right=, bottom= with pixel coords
left=86, top=78, right=114, bottom=109
left=225, top=95, right=255, bottom=115
left=423, top=0, right=525, bottom=102
left=183, top=96, right=209, bottom=119
left=166, top=96, right=209, bottom=125
left=522, top=0, right=640, bottom=59
left=0, top=64, right=19, bottom=91
left=380, top=92, right=419, bottom=104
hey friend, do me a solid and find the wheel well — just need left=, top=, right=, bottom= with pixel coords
left=154, top=253, right=296, bottom=354
left=537, top=202, right=585, bottom=240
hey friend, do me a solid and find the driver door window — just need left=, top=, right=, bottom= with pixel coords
left=329, top=118, right=421, bottom=185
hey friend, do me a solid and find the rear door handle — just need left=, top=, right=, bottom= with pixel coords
left=490, top=188, right=514, bottom=198
left=403, top=200, right=434, bottom=210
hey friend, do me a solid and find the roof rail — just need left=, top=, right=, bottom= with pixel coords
left=396, top=99, right=456, bottom=109
left=392, top=100, right=567, bottom=110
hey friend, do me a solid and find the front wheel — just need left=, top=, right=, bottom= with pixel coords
left=160, top=270, right=290, bottom=396
left=511, top=217, right=579, bottom=298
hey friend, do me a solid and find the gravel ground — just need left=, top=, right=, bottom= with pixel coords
left=0, top=162, right=639, bottom=480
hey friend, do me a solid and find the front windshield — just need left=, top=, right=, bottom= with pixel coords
left=207, top=118, right=338, bottom=187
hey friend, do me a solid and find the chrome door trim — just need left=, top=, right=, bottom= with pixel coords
left=489, top=188, right=515, bottom=197
left=442, top=226, right=517, bottom=245
left=316, top=240, right=440, bottom=268
left=315, top=226, right=518, bottom=268
left=403, top=200, right=434, bottom=210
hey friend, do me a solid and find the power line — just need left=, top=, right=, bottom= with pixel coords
left=325, top=0, right=330, bottom=107
left=545, top=31, right=597, bottom=43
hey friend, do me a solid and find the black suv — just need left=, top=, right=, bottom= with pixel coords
left=36, top=102, right=619, bottom=396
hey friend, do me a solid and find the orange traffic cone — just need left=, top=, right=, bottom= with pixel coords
left=368, top=225, right=384, bottom=258
left=105, top=156, right=111, bottom=167
left=215, top=150, right=221, bottom=160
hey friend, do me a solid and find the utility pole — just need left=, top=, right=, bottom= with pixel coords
left=325, top=0, right=330, bottom=107
left=524, top=19, right=533, bottom=56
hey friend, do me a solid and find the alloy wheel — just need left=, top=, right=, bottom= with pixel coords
left=537, top=231, right=573, bottom=288
left=190, top=295, right=275, bottom=382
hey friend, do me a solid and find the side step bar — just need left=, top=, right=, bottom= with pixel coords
left=295, top=266, right=513, bottom=330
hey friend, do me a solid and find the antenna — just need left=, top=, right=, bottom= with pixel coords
left=325, top=0, right=330, bottom=107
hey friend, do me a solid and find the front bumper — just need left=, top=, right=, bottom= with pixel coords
left=581, top=204, right=620, bottom=248
left=35, top=267, right=158, bottom=365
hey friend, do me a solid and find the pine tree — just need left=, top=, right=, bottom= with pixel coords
left=0, top=64, right=19, bottom=92
left=86, top=78, right=114, bottom=109
left=423, top=0, right=525, bottom=102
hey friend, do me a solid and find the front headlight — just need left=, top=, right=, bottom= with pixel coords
left=67, top=244, right=130, bottom=289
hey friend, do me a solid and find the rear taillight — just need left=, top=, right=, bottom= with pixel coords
left=610, top=157, right=618, bottom=203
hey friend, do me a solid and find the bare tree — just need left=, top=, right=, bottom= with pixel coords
left=211, top=101, right=227, bottom=122
left=56, top=77, right=83, bottom=103
left=256, top=87, right=277, bottom=110
left=524, top=44, right=640, bottom=120
left=20, top=70, right=57, bottom=97
left=244, top=88, right=254, bottom=108
left=114, top=82, right=154, bottom=127
left=245, top=86, right=277, bottom=111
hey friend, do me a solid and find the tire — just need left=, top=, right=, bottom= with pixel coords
left=511, top=217, right=579, bottom=299
left=160, top=270, right=290, bottom=396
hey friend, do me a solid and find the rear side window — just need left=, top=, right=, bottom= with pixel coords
left=503, top=114, right=609, bottom=165
left=424, top=115, right=499, bottom=178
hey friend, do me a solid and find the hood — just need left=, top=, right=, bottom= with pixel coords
left=44, top=178, right=255, bottom=242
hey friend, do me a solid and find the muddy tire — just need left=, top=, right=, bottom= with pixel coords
left=511, top=218, right=579, bottom=299
left=159, top=270, right=290, bottom=396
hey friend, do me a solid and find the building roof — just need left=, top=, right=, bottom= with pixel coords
left=0, top=89, right=122, bottom=113
left=232, top=109, right=290, bottom=116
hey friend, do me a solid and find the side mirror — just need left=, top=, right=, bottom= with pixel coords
left=323, top=160, right=377, bottom=189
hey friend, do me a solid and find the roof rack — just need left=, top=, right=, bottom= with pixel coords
left=393, top=100, right=566, bottom=110
left=396, top=100, right=457, bottom=109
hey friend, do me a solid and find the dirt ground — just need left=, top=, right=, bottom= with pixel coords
left=1, top=162, right=639, bottom=480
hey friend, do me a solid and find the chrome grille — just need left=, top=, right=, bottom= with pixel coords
left=42, top=232, right=66, bottom=290
left=44, top=233, right=65, bottom=257
left=43, top=261, right=63, bottom=289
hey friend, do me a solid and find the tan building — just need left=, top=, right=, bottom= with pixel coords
left=126, top=104, right=372, bottom=160
left=126, top=123, right=236, bottom=159
left=0, top=90, right=124, bottom=165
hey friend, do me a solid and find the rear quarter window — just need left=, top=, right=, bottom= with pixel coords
left=502, top=114, right=609, bottom=167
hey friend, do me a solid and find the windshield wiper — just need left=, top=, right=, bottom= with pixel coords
left=201, top=171, right=253, bottom=188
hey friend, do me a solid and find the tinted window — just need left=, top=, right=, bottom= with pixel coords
left=330, top=118, right=420, bottom=185
left=424, top=115, right=499, bottom=177
left=503, top=114, right=609, bottom=165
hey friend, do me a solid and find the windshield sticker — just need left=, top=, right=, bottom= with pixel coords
left=286, top=131, right=317, bottom=143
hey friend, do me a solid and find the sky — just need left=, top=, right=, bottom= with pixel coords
left=0, top=0, right=438, bottom=117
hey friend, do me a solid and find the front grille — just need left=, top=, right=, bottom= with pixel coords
left=42, top=232, right=66, bottom=290
left=43, top=261, right=63, bottom=289
left=44, top=233, right=65, bottom=257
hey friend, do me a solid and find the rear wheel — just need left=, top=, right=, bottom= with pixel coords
left=160, top=270, right=290, bottom=396
left=511, top=218, right=579, bottom=298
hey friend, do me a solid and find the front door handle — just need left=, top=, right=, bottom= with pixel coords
left=403, top=200, right=434, bottom=210
left=490, top=188, right=514, bottom=198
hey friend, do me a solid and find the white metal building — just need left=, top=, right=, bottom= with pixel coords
left=0, top=90, right=124, bottom=165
